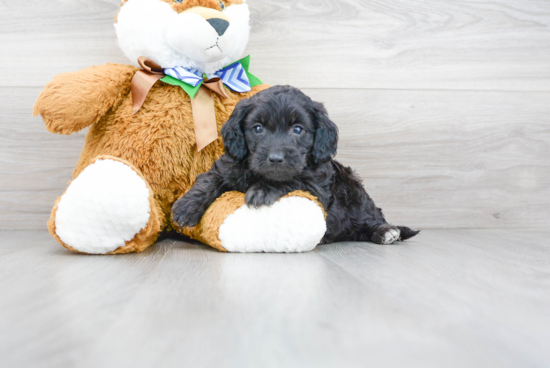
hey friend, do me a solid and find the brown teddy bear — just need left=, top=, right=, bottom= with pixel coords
left=33, top=0, right=327, bottom=254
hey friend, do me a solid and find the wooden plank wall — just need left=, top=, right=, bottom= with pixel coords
left=0, top=0, right=549, bottom=230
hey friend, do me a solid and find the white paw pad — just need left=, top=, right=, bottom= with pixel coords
left=218, top=197, right=327, bottom=253
left=382, top=228, right=401, bottom=245
left=55, top=159, right=151, bottom=254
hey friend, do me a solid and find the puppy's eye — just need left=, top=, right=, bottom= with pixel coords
left=253, top=125, right=264, bottom=134
left=219, top=1, right=226, bottom=10
left=293, top=126, right=304, bottom=134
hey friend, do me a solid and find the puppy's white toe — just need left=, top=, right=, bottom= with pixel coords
left=218, top=196, right=326, bottom=253
left=382, top=228, right=401, bottom=245
left=54, top=159, right=152, bottom=254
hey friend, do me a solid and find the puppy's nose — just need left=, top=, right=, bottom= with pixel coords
left=268, top=153, right=284, bottom=164
left=207, top=18, right=230, bottom=36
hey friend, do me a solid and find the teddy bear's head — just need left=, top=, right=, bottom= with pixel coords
left=115, top=0, right=250, bottom=74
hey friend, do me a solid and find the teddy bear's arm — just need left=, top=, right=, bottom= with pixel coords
left=183, top=190, right=328, bottom=253
left=33, top=64, right=138, bottom=135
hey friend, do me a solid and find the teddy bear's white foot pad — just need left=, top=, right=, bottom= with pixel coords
left=55, top=159, right=151, bottom=254
left=218, top=197, right=327, bottom=253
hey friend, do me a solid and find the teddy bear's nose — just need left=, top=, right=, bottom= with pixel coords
left=207, top=18, right=230, bottom=36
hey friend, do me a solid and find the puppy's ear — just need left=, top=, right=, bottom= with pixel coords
left=221, top=99, right=253, bottom=161
left=310, top=101, right=338, bottom=165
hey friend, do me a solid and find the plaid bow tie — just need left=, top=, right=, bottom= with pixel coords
left=165, top=62, right=252, bottom=93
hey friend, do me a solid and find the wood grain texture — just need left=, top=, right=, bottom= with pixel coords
left=3, top=87, right=549, bottom=230
left=1, top=0, right=550, bottom=90
left=1, top=230, right=549, bottom=367
left=316, top=88, right=550, bottom=230
left=249, top=0, right=550, bottom=91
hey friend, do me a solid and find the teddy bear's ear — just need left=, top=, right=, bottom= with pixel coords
left=221, top=99, right=254, bottom=161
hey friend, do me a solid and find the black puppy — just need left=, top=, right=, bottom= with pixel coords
left=173, top=86, right=419, bottom=245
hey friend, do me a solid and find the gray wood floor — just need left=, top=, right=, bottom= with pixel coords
left=1, top=230, right=549, bottom=368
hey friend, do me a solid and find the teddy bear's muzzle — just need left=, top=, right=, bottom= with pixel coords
left=183, top=6, right=231, bottom=36
left=165, top=6, right=234, bottom=62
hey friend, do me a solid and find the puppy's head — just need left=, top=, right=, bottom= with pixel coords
left=221, top=86, right=338, bottom=181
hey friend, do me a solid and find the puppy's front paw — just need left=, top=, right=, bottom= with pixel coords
left=245, top=185, right=282, bottom=208
left=172, top=198, right=203, bottom=228
left=371, top=225, right=401, bottom=245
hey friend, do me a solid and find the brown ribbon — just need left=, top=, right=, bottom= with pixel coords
left=131, top=57, right=164, bottom=114
left=131, top=57, right=228, bottom=152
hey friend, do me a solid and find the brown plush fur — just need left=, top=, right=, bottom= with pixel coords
left=34, top=64, right=137, bottom=135
left=118, top=0, right=245, bottom=17
left=167, top=0, right=245, bottom=13
left=35, top=63, right=302, bottom=253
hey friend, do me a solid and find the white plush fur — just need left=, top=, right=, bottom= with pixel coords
left=115, top=0, right=250, bottom=74
left=55, top=160, right=151, bottom=254
left=219, top=197, right=327, bottom=253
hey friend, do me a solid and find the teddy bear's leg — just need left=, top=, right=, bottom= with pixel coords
left=182, top=191, right=327, bottom=253
left=48, top=156, right=163, bottom=255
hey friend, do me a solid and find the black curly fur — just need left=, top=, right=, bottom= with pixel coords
left=172, top=86, right=419, bottom=244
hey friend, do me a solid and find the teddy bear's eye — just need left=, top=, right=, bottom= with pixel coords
left=219, top=1, right=226, bottom=10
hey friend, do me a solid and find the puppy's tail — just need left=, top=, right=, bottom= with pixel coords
left=398, top=226, right=420, bottom=241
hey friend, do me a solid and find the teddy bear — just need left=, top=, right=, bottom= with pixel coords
left=33, top=0, right=327, bottom=254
